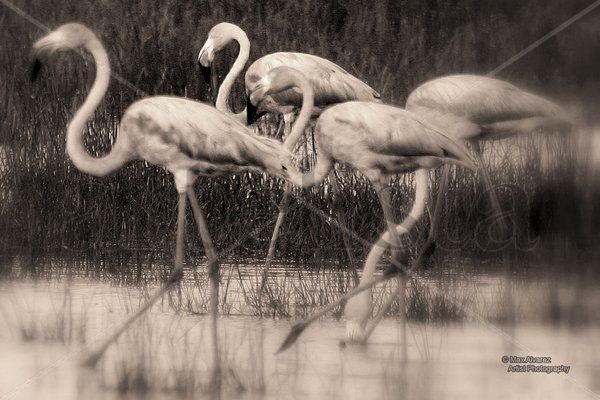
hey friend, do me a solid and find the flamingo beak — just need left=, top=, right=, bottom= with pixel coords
left=197, top=37, right=214, bottom=84
left=30, top=31, right=65, bottom=82
left=199, top=63, right=211, bottom=84
left=247, top=91, right=268, bottom=125
left=30, top=38, right=52, bottom=83
left=30, top=58, right=43, bottom=82
left=246, top=95, right=258, bottom=125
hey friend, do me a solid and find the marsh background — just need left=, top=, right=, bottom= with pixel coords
left=2, top=1, right=600, bottom=399
left=2, top=0, right=600, bottom=273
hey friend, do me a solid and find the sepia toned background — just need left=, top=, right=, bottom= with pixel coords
left=1, top=0, right=600, bottom=267
left=1, top=1, right=600, bottom=399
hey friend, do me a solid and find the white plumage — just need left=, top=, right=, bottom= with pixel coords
left=198, top=22, right=380, bottom=123
left=404, top=73, right=572, bottom=269
left=250, top=67, right=476, bottom=341
left=406, top=74, right=571, bottom=141
left=31, top=23, right=302, bottom=368
left=246, top=52, right=380, bottom=115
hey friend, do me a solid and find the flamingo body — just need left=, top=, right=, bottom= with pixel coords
left=122, top=96, right=288, bottom=178
left=406, top=74, right=570, bottom=140
left=245, top=52, right=380, bottom=115
left=198, top=23, right=380, bottom=122
left=31, top=23, right=299, bottom=368
left=302, top=101, right=474, bottom=340
left=405, top=74, right=573, bottom=273
left=310, top=102, right=474, bottom=181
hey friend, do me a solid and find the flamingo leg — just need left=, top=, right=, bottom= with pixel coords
left=415, top=164, right=450, bottom=268
left=81, top=191, right=187, bottom=367
left=259, top=182, right=292, bottom=312
left=362, top=277, right=406, bottom=345
left=287, top=170, right=430, bottom=351
left=274, top=117, right=285, bottom=139
left=258, top=112, right=298, bottom=313
left=186, top=187, right=220, bottom=391
left=357, top=170, right=432, bottom=349
left=345, top=178, right=400, bottom=342
left=283, top=112, right=294, bottom=142
left=329, top=169, right=359, bottom=285
left=471, top=141, right=508, bottom=233
left=277, top=273, right=397, bottom=354
left=372, top=180, right=407, bottom=351
left=373, top=180, right=403, bottom=266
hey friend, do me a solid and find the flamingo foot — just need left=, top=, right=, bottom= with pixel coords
left=345, top=320, right=367, bottom=343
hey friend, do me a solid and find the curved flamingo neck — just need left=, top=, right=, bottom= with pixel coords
left=216, top=30, right=250, bottom=116
left=287, top=153, right=333, bottom=188
left=66, top=38, right=131, bottom=176
left=278, top=74, right=320, bottom=187
left=283, top=77, right=314, bottom=152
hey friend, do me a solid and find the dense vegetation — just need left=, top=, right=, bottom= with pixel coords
left=1, top=0, right=599, bottom=271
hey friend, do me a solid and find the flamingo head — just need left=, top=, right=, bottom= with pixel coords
left=197, top=36, right=215, bottom=83
left=31, top=23, right=98, bottom=82
left=276, top=156, right=294, bottom=181
left=263, top=142, right=295, bottom=181
left=197, top=22, right=246, bottom=84
left=247, top=67, right=310, bottom=124
left=33, top=23, right=96, bottom=55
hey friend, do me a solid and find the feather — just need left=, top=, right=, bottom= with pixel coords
left=123, top=96, right=288, bottom=174
left=406, top=74, right=569, bottom=140
left=245, top=52, right=380, bottom=114
left=315, top=102, right=475, bottom=171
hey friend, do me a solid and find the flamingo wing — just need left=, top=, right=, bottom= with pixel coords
left=364, top=103, right=474, bottom=164
left=406, top=74, right=566, bottom=133
left=246, top=52, right=380, bottom=109
left=125, top=97, right=283, bottom=170
left=320, top=102, right=474, bottom=168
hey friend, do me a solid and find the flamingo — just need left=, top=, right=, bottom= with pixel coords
left=198, top=22, right=382, bottom=293
left=249, top=67, right=476, bottom=343
left=197, top=22, right=381, bottom=124
left=351, top=74, right=574, bottom=342
left=335, top=75, right=574, bottom=347
left=29, top=23, right=313, bottom=372
left=404, top=74, right=573, bottom=266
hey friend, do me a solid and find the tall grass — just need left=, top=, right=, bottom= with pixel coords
left=1, top=0, right=599, bottom=267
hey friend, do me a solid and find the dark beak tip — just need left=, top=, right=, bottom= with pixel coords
left=246, top=96, right=258, bottom=125
left=30, top=58, right=42, bottom=83
left=199, top=64, right=212, bottom=84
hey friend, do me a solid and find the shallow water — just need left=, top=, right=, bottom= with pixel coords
left=1, top=261, right=599, bottom=400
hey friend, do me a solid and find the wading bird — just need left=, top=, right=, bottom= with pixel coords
left=30, top=23, right=308, bottom=375
left=198, top=22, right=382, bottom=290
left=197, top=22, right=381, bottom=124
left=405, top=74, right=572, bottom=265
left=250, top=67, right=476, bottom=342
left=340, top=75, right=574, bottom=345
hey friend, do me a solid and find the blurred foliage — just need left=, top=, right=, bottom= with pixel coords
left=0, top=0, right=599, bottom=268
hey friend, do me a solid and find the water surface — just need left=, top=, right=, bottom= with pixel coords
left=0, top=260, right=598, bottom=399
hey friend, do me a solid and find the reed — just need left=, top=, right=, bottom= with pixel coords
left=2, top=260, right=600, bottom=396
left=1, top=0, right=599, bottom=266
